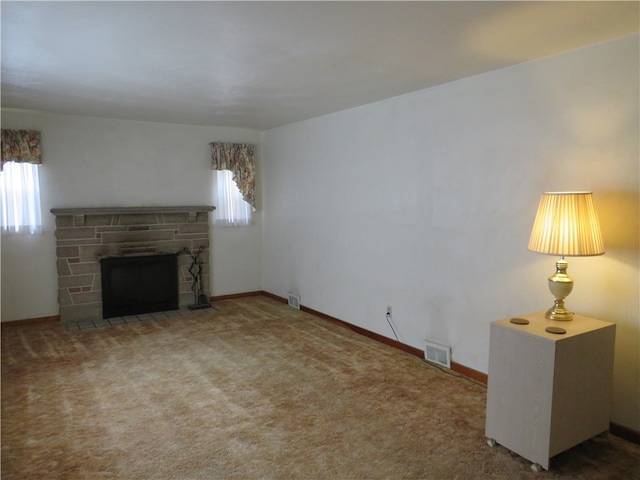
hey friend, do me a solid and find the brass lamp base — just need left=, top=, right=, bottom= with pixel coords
left=546, top=257, right=574, bottom=321
left=545, top=302, right=574, bottom=321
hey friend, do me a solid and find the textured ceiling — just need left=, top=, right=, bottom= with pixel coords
left=1, top=1, right=638, bottom=130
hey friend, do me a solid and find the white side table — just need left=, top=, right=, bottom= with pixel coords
left=485, top=311, right=615, bottom=471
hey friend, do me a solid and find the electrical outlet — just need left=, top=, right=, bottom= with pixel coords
left=386, top=305, right=392, bottom=316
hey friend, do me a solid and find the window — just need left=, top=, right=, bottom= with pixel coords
left=0, top=161, right=42, bottom=234
left=213, top=169, right=252, bottom=227
left=209, top=142, right=255, bottom=228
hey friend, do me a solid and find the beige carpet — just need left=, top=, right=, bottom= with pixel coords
left=2, top=296, right=639, bottom=479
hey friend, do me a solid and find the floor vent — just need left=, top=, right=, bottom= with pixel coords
left=288, top=293, right=301, bottom=309
left=424, top=341, right=451, bottom=368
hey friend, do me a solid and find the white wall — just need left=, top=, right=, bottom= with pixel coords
left=0, top=111, right=262, bottom=321
left=261, top=35, right=639, bottom=431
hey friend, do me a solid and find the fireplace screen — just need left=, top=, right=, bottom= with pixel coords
left=100, top=254, right=179, bottom=318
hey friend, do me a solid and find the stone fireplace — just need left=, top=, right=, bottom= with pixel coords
left=51, top=206, right=215, bottom=323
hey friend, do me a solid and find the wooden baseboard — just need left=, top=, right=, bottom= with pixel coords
left=610, top=422, right=640, bottom=444
left=211, top=291, right=264, bottom=302
left=301, top=302, right=426, bottom=358
left=260, top=291, right=287, bottom=303
left=451, top=361, right=488, bottom=384
left=1, top=315, right=60, bottom=328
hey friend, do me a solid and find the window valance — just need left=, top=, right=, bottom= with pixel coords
left=210, top=142, right=256, bottom=210
left=1, top=129, right=42, bottom=170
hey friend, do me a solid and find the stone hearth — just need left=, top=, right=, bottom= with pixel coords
left=51, top=206, right=215, bottom=323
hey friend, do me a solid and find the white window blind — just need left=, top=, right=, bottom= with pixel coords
left=213, top=169, right=251, bottom=227
left=0, top=161, right=42, bottom=234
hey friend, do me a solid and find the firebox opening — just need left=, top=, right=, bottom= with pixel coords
left=100, top=254, right=179, bottom=319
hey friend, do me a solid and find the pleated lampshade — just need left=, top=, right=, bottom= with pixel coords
left=528, top=192, right=604, bottom=257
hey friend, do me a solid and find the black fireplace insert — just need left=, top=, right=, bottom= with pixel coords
left=100, top=254, right=179, bottom=318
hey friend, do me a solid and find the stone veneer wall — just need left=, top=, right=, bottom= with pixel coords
left=51, top=206, right=215, bottom=323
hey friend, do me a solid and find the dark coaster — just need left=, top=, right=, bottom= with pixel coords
left=545, top=326, right=566, bottom=335
left=510, top=318, right=529, bottom=325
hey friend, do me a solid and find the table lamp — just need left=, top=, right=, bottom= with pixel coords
left=528, top=192, right=604, bottom=321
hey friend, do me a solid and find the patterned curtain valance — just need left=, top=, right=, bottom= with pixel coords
left=210, top=142, right=256, bottom=210
left=1, top=129, right=42, bottom=170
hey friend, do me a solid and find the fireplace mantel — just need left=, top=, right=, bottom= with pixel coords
left=51, top=206, right=215, bottom=225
